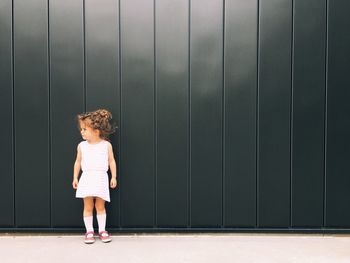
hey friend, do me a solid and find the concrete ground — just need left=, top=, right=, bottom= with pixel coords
left=1, top=233, right=350, bottom=263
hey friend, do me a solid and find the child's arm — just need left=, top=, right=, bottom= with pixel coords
left=108, top=142, right=117, bottom=189
left=72, top=144, right=82, bottom=189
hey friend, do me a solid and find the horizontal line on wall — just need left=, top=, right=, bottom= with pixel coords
left=1, top=228, right=350, bottom=234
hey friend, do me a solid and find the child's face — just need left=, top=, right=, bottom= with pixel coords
left=79, top=120, right=100, bottom=141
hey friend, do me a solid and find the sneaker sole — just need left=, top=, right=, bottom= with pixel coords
left=84, top=240, right=95, bottom=244
left=101, top=238, right=112, bottom=243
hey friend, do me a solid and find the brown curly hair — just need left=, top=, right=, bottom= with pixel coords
left=77, top=109, right=117, bottom=140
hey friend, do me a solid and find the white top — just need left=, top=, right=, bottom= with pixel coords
left=79, top=140, right=109, bottom=172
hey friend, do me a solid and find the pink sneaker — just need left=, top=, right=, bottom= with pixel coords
left=99, top=231, right=112, bottom=243
left=84, top=231, right=95, bottom=244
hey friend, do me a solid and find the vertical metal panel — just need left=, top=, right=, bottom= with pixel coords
left=14, top=0, right=50, bottom=227
left=50, top=0, right=84, bottom=227
left=191, top=0, right=223, bottom=227
left=224, top=0, right=257, bottom=227
left=85, top=0, right=120, bottom=227
left=258, top=0, right=292, bottom=227
left=120, top=0, right=155, bottom=227
left=326, top=0, right=350, bottom=227
left=0, top=0, right=14, bottom=227
left=292, top=0, right=326, bottom=227
left=156, top=0, right=189, bottom=227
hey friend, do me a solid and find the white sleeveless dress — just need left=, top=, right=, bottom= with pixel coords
left=75, top=140, right=110, bottom=202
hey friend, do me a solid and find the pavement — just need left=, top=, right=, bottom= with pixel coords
left=1, top=233, right=350, bottom=263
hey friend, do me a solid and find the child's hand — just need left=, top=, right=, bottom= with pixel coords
left=110, top=178, right=117, bottom=189
left=72, top=178, right=79, bottom=189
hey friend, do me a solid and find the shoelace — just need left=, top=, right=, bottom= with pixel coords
left=86, top=233, right=94, bottom=238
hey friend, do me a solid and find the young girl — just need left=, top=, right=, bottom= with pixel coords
left=72, top=109, right=117, bottom=244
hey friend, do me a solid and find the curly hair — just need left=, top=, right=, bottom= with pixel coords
left=77, top=109, right=117, bottom=140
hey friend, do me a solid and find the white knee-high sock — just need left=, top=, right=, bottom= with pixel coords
left=83, top=216, right=94, bottom=232
left=97, top=213, right=106, bottom=233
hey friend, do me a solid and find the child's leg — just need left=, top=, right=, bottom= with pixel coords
left=95, top=197, right=106, bottom=233
left=83, top=197, right=95, bottom=232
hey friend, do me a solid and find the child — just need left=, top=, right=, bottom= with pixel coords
left=72, top=109, right=117, bottom=244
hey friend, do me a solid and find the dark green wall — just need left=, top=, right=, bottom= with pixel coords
left=1, top=0, right=350, bottom=231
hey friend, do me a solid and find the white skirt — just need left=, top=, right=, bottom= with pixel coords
left=76, top=171, right=110, bottom=202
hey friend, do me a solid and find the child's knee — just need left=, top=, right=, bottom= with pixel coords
left=84, top=204, right=94, bottom=213
left=83, top=198, right=94, bottom=212
left=95, top=199, right=105, bottom=213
